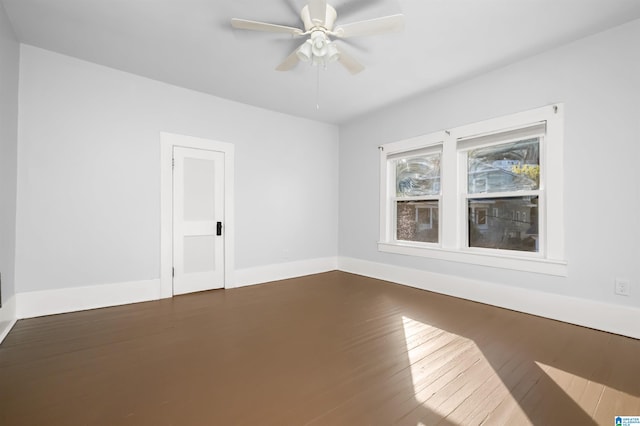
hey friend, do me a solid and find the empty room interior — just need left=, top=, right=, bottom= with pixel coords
left=1, top=0, right=640, bottom=425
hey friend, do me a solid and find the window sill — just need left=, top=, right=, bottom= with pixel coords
left=377, top=242, right=567, bottom=276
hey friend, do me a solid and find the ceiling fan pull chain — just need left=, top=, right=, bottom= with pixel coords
left=316, top=64, right=321, bottom=110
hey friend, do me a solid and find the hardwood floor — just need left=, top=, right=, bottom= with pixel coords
left=1, top=271, right=638, bottom=425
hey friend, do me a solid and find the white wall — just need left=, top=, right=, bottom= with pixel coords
left=15, top=45, right=339, bottom=295
left=339, top=20, right=640, bottom=312
left=0, top=1, right=19, bottom=335
left=9, top=18, right=640, bottom=338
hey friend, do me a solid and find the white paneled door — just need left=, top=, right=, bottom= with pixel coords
left=172, top=146, right=225, bottom=295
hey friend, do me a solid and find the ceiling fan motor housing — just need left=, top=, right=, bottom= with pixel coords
left=301, top=4, right=337, bottom=31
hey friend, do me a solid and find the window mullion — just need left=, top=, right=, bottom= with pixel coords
left=441, top=133, right=458, bottom=249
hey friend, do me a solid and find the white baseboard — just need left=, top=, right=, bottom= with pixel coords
left=14, top=256, right=635, bottom=340
left=13, top=257, right=339, bottom=319
left=16, top=279, right=161, bottom=319
left=0, top=295, right=17, bottom=344
left=338, top=257, right=640, bottom=340
left=234, top=257, right=338, bottom=288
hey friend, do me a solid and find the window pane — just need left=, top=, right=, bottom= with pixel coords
left=397, top=201, right=439, bottom=243
left=468, top=196, right=538, bottom=252
left=396, top=154, right=441, bottom=197
left=468, top=138, right=539, bottom=194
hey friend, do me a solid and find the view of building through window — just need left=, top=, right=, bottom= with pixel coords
left=396, top=200, right=439, bottom=243
left=467, top=138, right=540, bottom=193
left=468, top=196, right=539, bottom=252
left=395, top=153, right=441, bottom=244
left=466, top=138, right=540, bottom=252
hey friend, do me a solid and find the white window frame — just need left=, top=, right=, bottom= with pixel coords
left=459, top=124, right=545, bottom=258
left=378, top=104, right=567, bottom=276
left=380, top=132, right=445, bottom=248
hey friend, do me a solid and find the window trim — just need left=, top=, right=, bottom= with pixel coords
left=378, top=104, right=566, bottom=276
left=380, top=132, right=446, bottom=247
left=459, top=131, right=544, bottom=258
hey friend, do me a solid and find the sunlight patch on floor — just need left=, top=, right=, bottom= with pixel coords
left=534, top=361, right=605, bottom=417
left=401, top=315, right=513, bottom=424
left=400, top=317, right=603, bottom=425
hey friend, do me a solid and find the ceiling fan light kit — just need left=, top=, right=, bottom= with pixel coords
left=231, top=0, right=405, bottom=75
left=297, top=31, right=340, bottom=67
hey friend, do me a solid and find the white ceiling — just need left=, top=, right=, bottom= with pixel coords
left=3, top=0, right=640, bottom=124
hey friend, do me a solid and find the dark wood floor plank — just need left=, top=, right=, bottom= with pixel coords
left=1, top=271, right=639, bottom=425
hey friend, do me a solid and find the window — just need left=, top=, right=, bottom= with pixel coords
left=461, top=125, right=543, bottom=253
left=393, top=148, right=441, bottom=244
left=378, top=105, right=566, bottom=276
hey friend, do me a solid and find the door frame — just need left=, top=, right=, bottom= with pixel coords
left=160, top=132, right=235, bottom=298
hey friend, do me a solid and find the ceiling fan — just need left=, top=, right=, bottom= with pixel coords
left=231, top=0, right=405, bottom=74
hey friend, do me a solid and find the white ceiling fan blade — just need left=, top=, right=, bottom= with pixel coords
left=308, top=0, right=327, bottom=25
left=334, top=14, right=405, bottom=38
left=336, top=46, right=364, bottom=74
left=275, top=47, right=301, bottom=71
left=231, top=18, right=303, bottom=35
